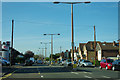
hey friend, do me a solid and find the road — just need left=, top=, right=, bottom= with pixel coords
left=1, top=64, right=120, bottom=80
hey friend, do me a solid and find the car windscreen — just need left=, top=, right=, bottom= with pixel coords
left=107, top=59, right=113, bottom=63
left=84, top=60, right=90, bottom=62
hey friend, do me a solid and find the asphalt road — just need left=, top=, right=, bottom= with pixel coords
left=1, top=64, right=120, bottom=80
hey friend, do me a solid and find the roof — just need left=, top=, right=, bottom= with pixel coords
left=99, top=42, right=119, bottom=50
left=79, top=43, right=86, bottom=51
left=85, top=41, right=101, bottom=51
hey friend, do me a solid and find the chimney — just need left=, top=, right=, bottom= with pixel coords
left=90, top=42, right=93, bottom=49
left=104, top=42, right=106, bottom=44
left=113, top=41, right=116, bottom=46
left=66, top=50, right=68, bottom=52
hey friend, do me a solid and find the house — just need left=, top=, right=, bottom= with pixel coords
left=0, top=41, right=2, bottom=56
left=70, top=47, right=79, bottom=61
left=0, top=41, right=1, bottom=51
left=78, top=43, right=86, bottom=59
left=96, top=41, right=119, bottom=61
left=82, top=41, right=101, bottom=62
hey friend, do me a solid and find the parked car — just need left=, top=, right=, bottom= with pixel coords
left=60, top=60, right=65, bottom=66
left=2, top=59, right=10, bottom=66
left=77, top=59, right=84, bottom=66
left=24, top=60, right=33, bottom=66
left=112, top=59, right=120, bottom=71
left=0, top=59, right=7, bottom=66
left=99, top=58, right=114, bottom=70
left=37, top=60, right=43, bottom=64
left=49, top=61, right=55, bottom=64
left=79, top=60, right=92, bottom=67
left=0, top=56, right=10, bottom=66
left=64, top=59, right=72, bottom=67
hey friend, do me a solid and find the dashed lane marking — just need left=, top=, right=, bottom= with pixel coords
left=41, top=75, right=43, bottom=78
left=84, top=75, right=92, bottom=78
left=83, top=72, right=92, bottom=74
left=71, top=72, right=79, bottom=75
left=102, top=76, right=111, bottom=78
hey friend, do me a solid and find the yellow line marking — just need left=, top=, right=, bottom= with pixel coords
left=1, top=73, right=12, bottom=79
left=1, top=66, right=22, bottom=79
left=38, top=72, right=40, bottom=74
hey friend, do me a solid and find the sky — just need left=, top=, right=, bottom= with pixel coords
left=1, top=2, right=118, bottom=57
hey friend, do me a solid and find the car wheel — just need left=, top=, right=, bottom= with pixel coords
left=81, top=64, right=84, bottom=67
left=99, top=66, right=102, bottom=69
left=106, top=66, right=108, bottom=70
left=112, top=66, right=116, bottom=71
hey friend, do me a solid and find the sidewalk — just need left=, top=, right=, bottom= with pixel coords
left=1, top=64, right=23, bottom=77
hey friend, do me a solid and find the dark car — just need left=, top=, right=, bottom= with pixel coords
left=99, top=58, right=114, bottom=70
left=112, top=59, right=120, bottom=71
left=37, top=60, right=43, bottom=64
left=24, top=60, right=33, bottom=66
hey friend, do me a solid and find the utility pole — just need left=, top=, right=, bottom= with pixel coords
left=60, top=46, right=62, bottom=61
left=94, top=25, right=96, bottom=66
left=43, top=34, right=60, bottom=65
left=10, top=19, right=14, bottom=66
left=71, top=3, right=74, bottom=64
left=51, top=35, right=53, bottom=64
left=45, top=43, right=47, bottom=63
left=42, top=48, right=44, bottom=60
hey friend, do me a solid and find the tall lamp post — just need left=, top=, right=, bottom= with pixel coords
left=43, top=34, right=60, bottom=64
left=10, top=19, right=14, bottom=66
left=40, top=42, right=51, bottom=63
left=53, top=1, right=91, bottom=64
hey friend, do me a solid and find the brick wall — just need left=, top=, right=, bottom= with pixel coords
left=87, top=51, right=95, bottom=62
left=102, top=50, right=118, bottom=57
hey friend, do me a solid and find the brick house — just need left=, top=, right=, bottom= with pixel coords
left=82, top=41, right=100, bottom=62
left=96, top=41, right=119, bottom=61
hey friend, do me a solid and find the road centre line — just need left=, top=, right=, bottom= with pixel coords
left=37, top=67, right=41, bottom=74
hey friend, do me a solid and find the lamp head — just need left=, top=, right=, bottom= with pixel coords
left=53, top=2, right=60, bottom=4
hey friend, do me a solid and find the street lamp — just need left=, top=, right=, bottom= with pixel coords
left=53, top=1, right=91, bottom=64
left=43, top=34, right=60, bottom=65
left=40, top=42, right=51, bottom=63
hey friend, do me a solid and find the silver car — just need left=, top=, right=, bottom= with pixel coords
left=79, top=60, right=92, bottom=67
left=64, top=59, right=72, bottom=67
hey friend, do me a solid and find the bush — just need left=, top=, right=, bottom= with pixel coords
left=93, top=60, right=100, bottom=66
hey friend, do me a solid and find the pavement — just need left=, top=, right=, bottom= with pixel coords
left=1, top=64, right=23, bottom=77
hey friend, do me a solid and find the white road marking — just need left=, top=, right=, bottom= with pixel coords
left=71, top=72, right=79, bottom=74
left=41, top=75, right=43, bottom=78
left=37, top=67, right=41, bottom=74
left=84, top=75, right=92, bottom=78
left=102, top=76, right=111, bottom=78
left=83, top=72, right=92, bottom=74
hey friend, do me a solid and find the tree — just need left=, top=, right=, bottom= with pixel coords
left=33, top=55, right=39, bottom=60
left=24, top=50, right=34, bottom=59
left=49, top=53, right=60, bottom=60
left=45, top=57, right=50, bottom=61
